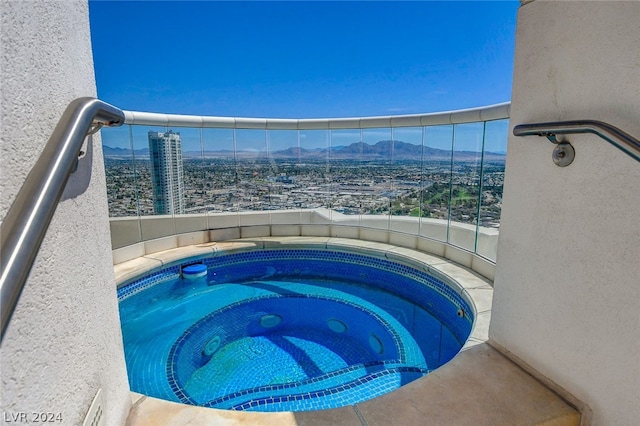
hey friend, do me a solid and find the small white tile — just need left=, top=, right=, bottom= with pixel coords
left=144, top=236, right=178, bottom=255
left=301, top=225, right=331, bottom=237
left=214, top=241, right=263, bottom=255
left=140, top=215, right=175, bottom=241
left=261, top=236, right=328, bottom=249
left=208, top=212, right=239, bottom=229
left=444, top=245, right=473, bottom=268
left=466, top=310, right=491, bottom=346
left=326, top=238, right=390, bottom=259
left=240, top=225, right=270, bottom=238
left=114, top=257, right=163, bottom=286
left=330, top=225, right=359, bottom=239
left=385, top=246, right=447, bottom=267
left=110, top=218, right=142, bottom=249
left=112, top=243, right=145, bottom=265
left=463, top=286, right=493, bottom=314
left=145, top=245, right=215, bottom=267
left=359, top=228, right=389, bottom=244
left=471, top=255, right=496, bottom=282
left=209, top=228, right=241, bottom=242
left=177, top=231, right=209, bottom=247
left=435, top=262, right=492, bottom=291
left=271, top=225, right=301, bottom=236
left=174, top=214, right=208, bottom=234
left=389, top=232, right=417, bottom=249
left=417, top=237, right=446, bottom=257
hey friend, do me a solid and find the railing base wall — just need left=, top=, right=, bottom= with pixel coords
left=111, top=210, right=496, bottom=281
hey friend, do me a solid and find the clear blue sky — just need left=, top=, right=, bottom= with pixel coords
left=89, top=1, right=518, bottom=119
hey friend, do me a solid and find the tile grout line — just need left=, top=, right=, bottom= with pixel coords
left=352, top=404, right=368, bottom=426
left=131, top=395, right=147, bottom=410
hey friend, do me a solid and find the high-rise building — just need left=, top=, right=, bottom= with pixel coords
left=148, top=130, right=185, bottom=214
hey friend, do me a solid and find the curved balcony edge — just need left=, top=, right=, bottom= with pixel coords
left=109, top=210, right=498, bottom=282
left=122, top=102, right=510, bottom=129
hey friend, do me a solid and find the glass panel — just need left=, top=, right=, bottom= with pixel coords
left=101, top=124, right=143, bottom=249
left=235, top=129, right=268, bottom=213
left=298, top=129, right=331, bottom=213
left=102, top=125, right=139, bottom=218
left=330, top=129, right=362, bottom=226
left=175, top=127, right=207, bottom=233
left=179, top=127, right=205, bottom=213
left=201, top=128, right=238, bottom=222
left=476, top=119, right=508, bottom=261
left=420, top=125, right=454, bottom=242
left=448, top=122, right=484, bottom=251
left=360, top=128, right=392, bottom=229
left=389, top=126, right=424, bottom=235
left=267, top=130, right=299, bottom=211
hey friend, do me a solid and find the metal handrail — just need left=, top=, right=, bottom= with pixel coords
left=0, top=98, right=124, bottom=342
left=513, top=120, right=640, bottom=162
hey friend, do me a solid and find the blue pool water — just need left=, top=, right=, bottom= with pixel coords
left=118, top=249, right=473, bottom=412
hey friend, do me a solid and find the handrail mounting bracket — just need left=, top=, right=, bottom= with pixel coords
left=552, top=142, right=575, bottom=167
left=544, top=133, right=559, bottom=144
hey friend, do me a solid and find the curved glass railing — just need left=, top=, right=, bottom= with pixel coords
left=102, top=104, right=509, bottom=262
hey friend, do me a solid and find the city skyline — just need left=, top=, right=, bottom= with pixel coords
left=105, top=154, right=505, bottom=226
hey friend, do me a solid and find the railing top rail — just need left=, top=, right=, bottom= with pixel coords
left=0, top=98, right=124, bottom=343
left=123, top=102, right=510, bottom=129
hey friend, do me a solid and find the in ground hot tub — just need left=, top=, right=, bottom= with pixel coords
left=117, top=247, right=475, bottom=412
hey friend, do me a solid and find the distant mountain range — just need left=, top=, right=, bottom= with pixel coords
left=103, top=140, right=504, bottom=161
left=102, top=146, right=149, bottom=157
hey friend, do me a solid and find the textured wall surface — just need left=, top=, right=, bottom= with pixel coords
left=0, top=1, right=130, bottom=424
left=491, top=1, right=640, bottom=424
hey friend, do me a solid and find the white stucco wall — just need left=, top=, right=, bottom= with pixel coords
left=491, top=2, right=640, bottom=425
left=0, top=1, right=130, bottom=425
